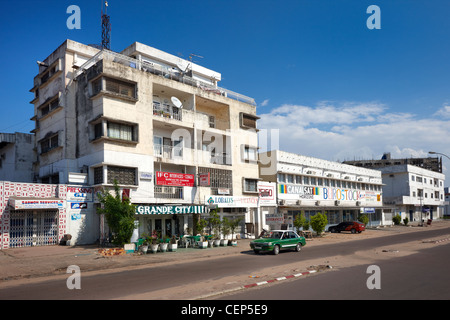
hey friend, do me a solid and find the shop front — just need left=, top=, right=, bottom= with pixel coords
left=135, top=204, right=207, bottom=238
left=8, top=197, right=64, bottom=248
left=204, top=195, right=259, bottom=238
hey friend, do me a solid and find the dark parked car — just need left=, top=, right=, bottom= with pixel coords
left=328, top=221, right=365, bottom=234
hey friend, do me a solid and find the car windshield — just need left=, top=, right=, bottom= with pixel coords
left=262, top=231, right=283, bottom=239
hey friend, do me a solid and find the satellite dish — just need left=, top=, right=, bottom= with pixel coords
left=171, top=96, right=183, bottom=109
left=176, top=60, right=190, bottom=73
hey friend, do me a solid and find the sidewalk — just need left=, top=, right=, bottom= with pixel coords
left=1, top=220, right=449, bottom=282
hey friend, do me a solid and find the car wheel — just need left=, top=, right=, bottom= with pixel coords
left=330, top=228, right=335, bottom=233
left=295, top=243, right=302, bottom=252
left=273, top=245, right=280, bottom=255
left=253, top=249, right=260, bottom=254
left=351, top=228, right=356, bottom=234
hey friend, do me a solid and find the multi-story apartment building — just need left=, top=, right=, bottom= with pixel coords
left=379, top=165, right=446, bottom=222
left=0, top=132, right=35, bottom=182
left=259, top=150, right=385, bottom=230
left=28, top=39, right=260, bottom=241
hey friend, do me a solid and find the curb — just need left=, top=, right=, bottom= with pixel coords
left=423, top=237, right=450, bottom=244
left=194, top=268, right=321, bottom=300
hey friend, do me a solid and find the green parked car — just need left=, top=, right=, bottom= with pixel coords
left=250, top=230, right=306, bottom=255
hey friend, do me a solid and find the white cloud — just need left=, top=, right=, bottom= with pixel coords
left=258, top=101, right=450, bottom=179
left=260, top=99, right=270, bottom=107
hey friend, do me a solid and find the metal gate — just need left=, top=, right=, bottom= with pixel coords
left=10, top=210, right=59, bottom=248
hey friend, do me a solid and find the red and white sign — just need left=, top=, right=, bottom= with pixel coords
left=156, top=171, right=195, bottom=187
left=258, top=182, right=277, bottom=206
left=199, top=173, right=210, bottom=186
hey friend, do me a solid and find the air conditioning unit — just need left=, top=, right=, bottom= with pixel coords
left=315, top=201, right=320, bottom=206
left=356, top=201, right=361, bottom=206
left=335, top=200, right=340, bottom=206
left=296, top=200, right=301, bottom=205
left=279, top=200, right=285, bottom=205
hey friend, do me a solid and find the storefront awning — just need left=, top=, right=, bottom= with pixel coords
left=9, top=197, right=65, bottom=210
left=135, top=205, right=206, bottom=215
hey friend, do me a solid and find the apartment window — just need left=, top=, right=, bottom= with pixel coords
left=242, top=146, right=257, bottom=162
left=105, top=78, right=135, bottom=98
left=40, top=98, right=60, bottom=118
left=94, top=167, right=104, bottom=184
left=198, top=167, right=233, bottom=195
left=107, top=166, right=136, bottom=185
left=40, top=134, right=59, bottom=154
left=416, top=176, right=423, bottom=183
left=243, top=178, right=258, bottom=193
left=411, top=175, right=415, bottom=181
left=239, top=113, right=259, bottom=129
left=412, top=191, right=416, bottom=197
left=209, top=116, right=216, bottom=128
left=278, top=173, right=285, bottom=183
left=287, top=174, right=294, bottom=184
left=92, top=76, right=137, bottom=99
left=295, top=175, right=302, bottom=184
left=107, top=122, right=135, bottom=141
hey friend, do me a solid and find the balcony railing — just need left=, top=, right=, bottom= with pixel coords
left=154, top=144, right=231, bottom=166
left=154, top=186, right=183, bottom=199
left=76, top=49, right=256, bottom=106
left=153, top=102, right=182, bottom=121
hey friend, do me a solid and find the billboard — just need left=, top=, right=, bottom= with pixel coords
left=156, top=171, right=195, bottom=187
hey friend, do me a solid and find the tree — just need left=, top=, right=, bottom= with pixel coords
left=293, top=213, right=306, bottom=234
left=310, top=212, right=328, bottom=236
left=97, top=181, right=137, bottom=246
left=358, top=214, right=369, bottom=226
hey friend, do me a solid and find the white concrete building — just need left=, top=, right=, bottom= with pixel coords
left=259, top=150, right=385, bottom=230
left=28, top=39, right=260, bottom=243
left=0, top=133, right=35, bottom=183
left=380, top=165, right=446, bottom=223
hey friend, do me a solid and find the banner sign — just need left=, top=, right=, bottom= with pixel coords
left=156, top=171, right=195, bottom=187
left=136, top=205, right=206, bottom=215
left=199, top=173, right=210, bottom=186
left=10, top=198, right=64, bottom=210
left=258, top=182, right=277, bottom=206
left=205, top=196, right=259, bottom=208
left=67, top=186, right=93, bottom=202
left=266, top=214, right=284, bottom=224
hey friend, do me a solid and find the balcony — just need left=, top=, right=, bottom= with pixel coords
left=153, top=144, right=231, bottom=166
left=76, top=49, right=256, bottom=106
left=154, top=186, right=183, bottom=199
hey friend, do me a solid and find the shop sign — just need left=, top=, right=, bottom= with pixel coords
left=67, top=186, right=93, bottom=202
left=136, top=205, right=206, bottom=215
left=156, top=171, right=195, bottom=187
left=205, top=196, right=258, bottom=208
left=70, top=202, right=88, bottom=209
left=10, top=198, right=64, bottom=210
left=258, top=182, right=276, bottom=205
left=199, top=173, right=210, bottom=186
left=265, top=213, right=284, bottom=224
left=361, top=207, right=375, bottom=213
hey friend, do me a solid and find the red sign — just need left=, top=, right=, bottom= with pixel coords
left=156, top=171, right=195, bottom=187
left=199, top=173, right=210, bottom=186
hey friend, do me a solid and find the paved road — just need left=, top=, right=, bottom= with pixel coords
left=1, top=226, right=449, bottom=300
left=217, top=241, right=450, bottom=300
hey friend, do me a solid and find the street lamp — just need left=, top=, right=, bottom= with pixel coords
left=428, top=151, right=450, bottom=161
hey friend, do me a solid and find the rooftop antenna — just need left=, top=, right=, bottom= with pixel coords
left=189, top=53, right=203, bottom=63
left=101, top=1, right=111, bottom=50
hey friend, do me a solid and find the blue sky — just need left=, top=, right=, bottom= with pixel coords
left=1, top=0, right=449, bottom=177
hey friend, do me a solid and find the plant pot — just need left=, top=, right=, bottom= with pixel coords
left=139, top=245, right=148, bottom=254
left=207, top=239, right=214, bottom=248
left=169, top=243, right=177, bottom=252
left=160, top=242, right=168, bottom=252
left=198, top=241, right=208, bottom=249
left=150, top=244, right=159, bottom=253
left=231, top=240, right=237, bottom=246
left=213, top=239, right=220, bottom=247
left=220, top=239, right=228, bottom=246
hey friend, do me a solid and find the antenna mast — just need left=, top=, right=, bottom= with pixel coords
left=101, top=1, right=111, bottom=50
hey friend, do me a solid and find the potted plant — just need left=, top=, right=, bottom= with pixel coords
left=209, top=210, right=221, bottom=246
left=221, top=217, right=230, bottom=246
left=198, top=235, right=208, bottom=249
left=139, top=233, right=149, bottom=254
left=149, top=230, right=159, bottom=253
left=169, top=235, right=178, bottom=252
left=160, top=234, right=170, bottom=252
left=228, top=217, right=243, bottom=246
